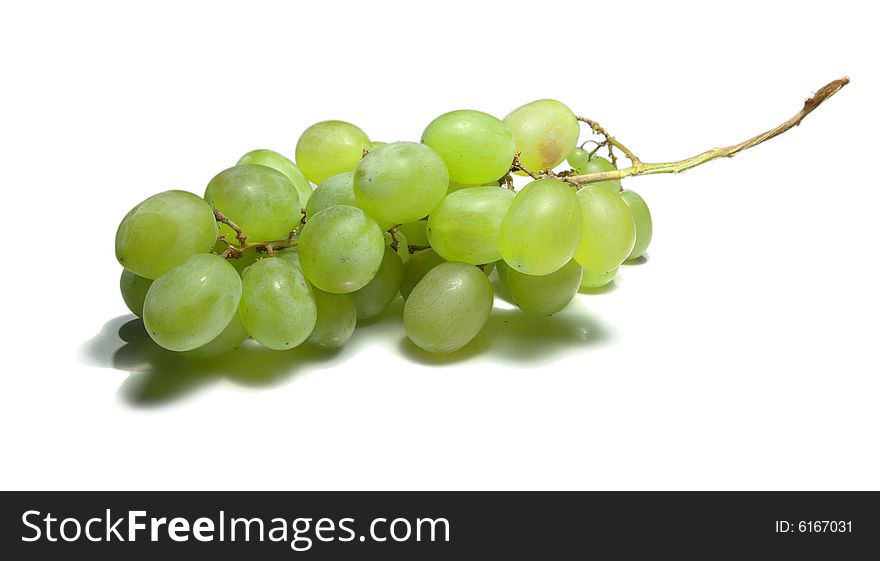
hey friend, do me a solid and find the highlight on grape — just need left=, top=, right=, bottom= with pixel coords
left=114, top=78, right=849, bottom=357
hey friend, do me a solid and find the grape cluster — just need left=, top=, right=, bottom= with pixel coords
left=115, top=100, right=653, bottom=357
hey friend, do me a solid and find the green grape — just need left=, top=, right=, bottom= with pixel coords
left=239, top=257, right=317, bottom=350
left=400, top=249, right=446, bottom=300
left=579, top=156, right=621, bottom=194
left=482, top=261, right=496, bottom=278
left=237, top=149, right=313, bottom=207
left=307, top=171, right=393, bottom=230
left=502, top=259, right=582, bottom=316
left=566, top=147, right=592, bottom=172
left=421, top=109, right=515, bottom=184
left=298, top=205, right=385, bottom=293
left=448, top=180, right=501, bottom=193
left=620, top=190, right=653, bottom=260
left=503, top=99, right=579, bottom=172
left=427, top=186, right=514, bottom=264
left=205, top=164, right=300, bottom=243
left=498, top=179, right=582, bottom=275
left=370, top=141, right=386, bottom=150
left=353, top=246, right=404, bottom=320
left=574, top=188, right=636, bottom=273
left=181, top=312, right=249, bottom=359
left=308, top=289, right=357, bottom=349
left=385, top=230, right=410, bottom=263
left=306, top=172, right=356, bottom=216
left=119, top=269, right=153, bottom=317
left=228, top=247, right=260, bottom=275
left=143, top=254, right=242, bottom=352
left=353, top=142, right=449, bottom=224
left=404, top=262, right=494, bottom=353
left=277, top=247, right=301, bottom=269
left=295, top=120, right=370, bottom=185
left=397, top=220, right=429, bottom=247
left=580, top=267, right=617, bottom=289
left=115, top=190, right=218, bottom=279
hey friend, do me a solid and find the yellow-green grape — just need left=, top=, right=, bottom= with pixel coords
left=119, top=269, right=153, bottom=317
left=566, top=147, right=592, bottom=171
left=397, top=220, right=429, bottom=247
left=370, top=141, right=386, bottom=150
left=115, top=190, right=218, bottom=279
left=353, top=142, right=449, bottom=224
left=574, top=188, right=636, bottom=274
left=427, top=186, right=514, bottom=264
left=578, top=156, right=621, bottom=194
left=307, top=171, right=392, bottom=230
left=295, top=120, right=370, bottom=185
left=227, top=247, right=260, bottom=275
left=237, top=149, right=313, bottom=207
left=503, top=99, right=579, bottom=172
left=499, top=179, right=582, bottom=275
left=448, top=180, right=501, bottom=193
left=239, top=258, right=317, bottom=350
left=421, top=110, right=515, bottom=184
left=385, top=230, right=410, bottom=263
left=142, top=254, right=242, bottom=352
left=308, top=289, right=357, bottom=349
left=277, top=247, right=300, bottom=269
left=404, top=262, right=494, bottom=353
left=620, top=190, right=653, bottom=260
left=298, top=205, right=385, bottom=293
left=502, top=259, right=583, bottom=316
left=580, top=268, right=617, bottom=290
left=205, top=164, right=300, bottom=243
left=400, top=249, right=446, bottom=300
left=180, top=312, right=249, bottom=359
left=353, top=246, right=404, bottom=320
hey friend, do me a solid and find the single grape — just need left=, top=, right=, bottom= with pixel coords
left=620, top=190, right=653, bottom=260
left=427, top=186, right=514, bottom=264
left=306, top=171, right=392, bottom=230
left=574, top=188, right=636, bottom=274
left=400, top=248, right=446, bottom=300
left=397, top=220, right=429, bottom=247
left=580, top=268, right=617, bottom=290
left=298, top=205, right=385, bottom=293
left=448, top=180, right=502, bottom=193
left=295, top=120, right=370, bottom=185
left=353, top=246, right=404, bottom=320
left=421, top=109, right=515, bottom=184
left=239, top=257, right=317, bottom=350
left=205, top=164, right=300, bottom=243
left=237, top=148, right=313, bottom=207
left=308, top=289, right=357, bottom=349
left=142, top=254, right=242, bottom=352
left=578, top=156, right=621, bottom=194
left=353, top=142, right=449, bottom=224
left=566, top=147, right=592, bottom=172
left=115, top=190, right=218, bottom=279
left=499, top=179, right=582, bottom=275
left=181, top=312, right=249, bottom=359
left=369, top=141, right=386, bottom=150
left=119, top=269, right=153, bottom=317
left=501, top=259, right=583, bottom=316
left=404, top=262, right=493, bottom=353
left=504, top=99, right=579, bottom=172
left=277, top=247, right=301, bottom=269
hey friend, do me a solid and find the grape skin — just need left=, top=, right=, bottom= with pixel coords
left=400, top=249, right=446, bottom=300
left=501, top=259, right=583, bottom=316
left=580, top=268, right=618, bottom=290
left=298, top=205, right=385, bottom=293
left=308, top=289, right=357, bottom=349
left=239, top=257, right=317, bottom=350
left=421, top=109, right=515, bottom=185
left=205, top=164, right=300, bottom=244
left=353, top=142, right=449, bottom=225
left=307, top=172, right=392, bottom=231
left=237, top=148, right=313, bottom=208
left=504, top=99, right=579, bottom=172
left=181, top=312, right=249, bottom=359
left=143, top=254, right=242, bottom=352
left=499, top=179, right=582, bottom=276
left=577, top=156, right=621, bottom=195
left=353, top=246, right=404, bottom=320
left=620, top=190, right=653, bottom=260
left=427, top=186, right=514, bottom=265
left=574, top=188, right=636, bottom=274
left=295, top=120, right=371, bottom=185
left=404, top=262, right=494, bottom=353
left=119, top=269, right=153, bottom=317
left=115, top=190, right=218, bottom=279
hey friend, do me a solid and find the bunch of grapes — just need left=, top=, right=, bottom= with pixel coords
left=114, top=100, right=653, bottom=357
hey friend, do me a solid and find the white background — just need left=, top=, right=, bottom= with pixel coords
left=0, top=0, right=876, bottom=490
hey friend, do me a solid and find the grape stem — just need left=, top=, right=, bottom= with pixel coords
left=564, top=77, right=849, bottom=186
left=213, top=209, right=299, bottom=258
